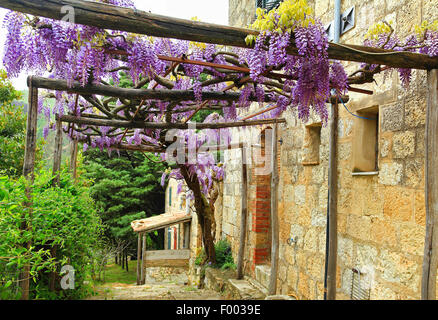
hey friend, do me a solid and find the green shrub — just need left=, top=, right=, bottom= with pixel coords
left=195, top=240, right=235, bottom=270
left=0, top=168, right=104, bottom=299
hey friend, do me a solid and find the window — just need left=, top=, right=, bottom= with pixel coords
left=256, top=0, right=282, bottom=11
left=302, top=123, right=322, bottom=166
left=351, top=106, right=379, bottom=173
left=169, top=187, right=172, bottom=207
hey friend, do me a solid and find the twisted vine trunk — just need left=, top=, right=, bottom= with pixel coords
left=179, top=165, right=216, bottom=265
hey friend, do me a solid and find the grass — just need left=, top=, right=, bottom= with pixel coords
left=184, top=286, right=198, bottom=292
left=97, top=260, right=138, bottom=285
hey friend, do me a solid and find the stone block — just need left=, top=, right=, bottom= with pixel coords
left=399, top=223, right=425, bottom=256
left=405, top=98, right=426, bottom=128
left=338, top=236, right=353, bottom=267
left=381, top=103, right=404, bottom=132
left=380, top=137, right=391, bottom=158
left=397, top=256, right=420, bottom=293
left=379, top=162, right=403, bottom=186
left=311, top=208, right=326, bottom=227
left=346, top=214, right=371, bottom=241
left=311, top=166, right=325, bottom=184
left=294, top=185, right=306, bottom=206
left=383, top=186, right=414, bottom=222
left=355, top=243, right=378, bottom=268
left=371, top=285, right=397, bottom=300
left=393, top=131, right=415, bottom=158
left=303, top=228, right=318, bottom=252
left=298, top=272, right=310, bottom=299
left=378, top=249, right=401, bottom=283
left=338, top=142, right=352, bottom=161
left=414, top=191, right=425, bottom=226
left=371, top=217, right=397, bottom=248
left=404, top=159, right=424, bottom=189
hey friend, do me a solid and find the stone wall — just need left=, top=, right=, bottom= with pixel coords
left=229, top=0, right=256, bottom=29
left=221, top=0, right=437, bottom=299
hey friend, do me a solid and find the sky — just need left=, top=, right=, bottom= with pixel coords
left=0, top=0, right=230, bottom=90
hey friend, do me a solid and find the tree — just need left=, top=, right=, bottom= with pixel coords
left=0, top=69, right=44, bottom=177
left=83, top=148, right=166, bottom=267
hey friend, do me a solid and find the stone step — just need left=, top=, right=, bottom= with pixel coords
left=245, top=275, right=269, bottom=296
left=254, top=265, right=271, bottom=289
left=227, top=278, right=266, bottom=300
left=204, top=268, right=266, bottom=300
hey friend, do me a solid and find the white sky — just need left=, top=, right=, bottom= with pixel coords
left=0, top=0, right=229, bottom=90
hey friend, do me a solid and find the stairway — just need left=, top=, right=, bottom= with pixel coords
left=227, top=265, right=271, bottom=300
left=204, top=266, right=297, bottom=300
left=204, top=268, right=266, bottom=300
left=254, top=264, right=271, bottom=290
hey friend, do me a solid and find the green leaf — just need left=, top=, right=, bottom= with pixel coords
left=4, top=280, right=12, bottom=289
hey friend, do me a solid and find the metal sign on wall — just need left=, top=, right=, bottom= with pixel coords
left=325, top=6, right=356, bottom=42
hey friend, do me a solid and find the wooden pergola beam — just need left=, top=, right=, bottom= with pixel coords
left=59, top=114, right=287, bottom=130
left=28, top=76, right=273, bottom=103
left=1, top=0, right=438, bottom=70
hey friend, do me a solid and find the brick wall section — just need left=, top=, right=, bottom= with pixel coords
left=250, top=129, right=272, bottom=270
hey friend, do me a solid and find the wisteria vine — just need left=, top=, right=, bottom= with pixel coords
left=3, top=0, right=438, bottom=199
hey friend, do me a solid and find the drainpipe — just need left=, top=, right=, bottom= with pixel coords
left=323, top=0, right=341, bottom=301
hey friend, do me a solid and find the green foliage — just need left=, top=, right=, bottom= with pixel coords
left=83, top=149, right=166, bottom=252
left=214, top=240, right=235, bottom=268
left=0, top=168, right=104, bottom=299
left=195, top=240, right=235, bottom=270
left=191, top=109, right=223, bottom=123
left=0, top=70, right=44, bottom=177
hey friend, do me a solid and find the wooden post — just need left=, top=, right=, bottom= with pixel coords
left=141, top=233, right=147, bottom=285
left=237, top=146, right=248, bottom=280
left=422, top=69, right=438, bottom=300
left=326, top=101, right=339, bottom=300
left=268, top=124, right=279, bottom=295
left=136, top=233, right=142, bottom=285
left=20, top=77, right=39, bottom=300
left=52, top=118, right=63, bottom=186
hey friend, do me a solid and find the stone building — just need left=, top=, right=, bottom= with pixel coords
left=218, top=0, right=438, bottom=300
left=164, top=178, right=189, bottom=250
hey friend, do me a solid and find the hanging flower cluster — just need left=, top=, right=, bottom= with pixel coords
left=363, top=20, right=438, bottom=88
left=244, top=0, right=348, bottom=123
left=6, top=0, right=438, bottom=195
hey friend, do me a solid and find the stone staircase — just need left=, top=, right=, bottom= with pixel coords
left=204, top=264, right=296, bottom=300
left=254, top=264, right=271, bottom=290
left=204, top=267, right=267, bottom=300
left=203, top=264, right=297, bottom=300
